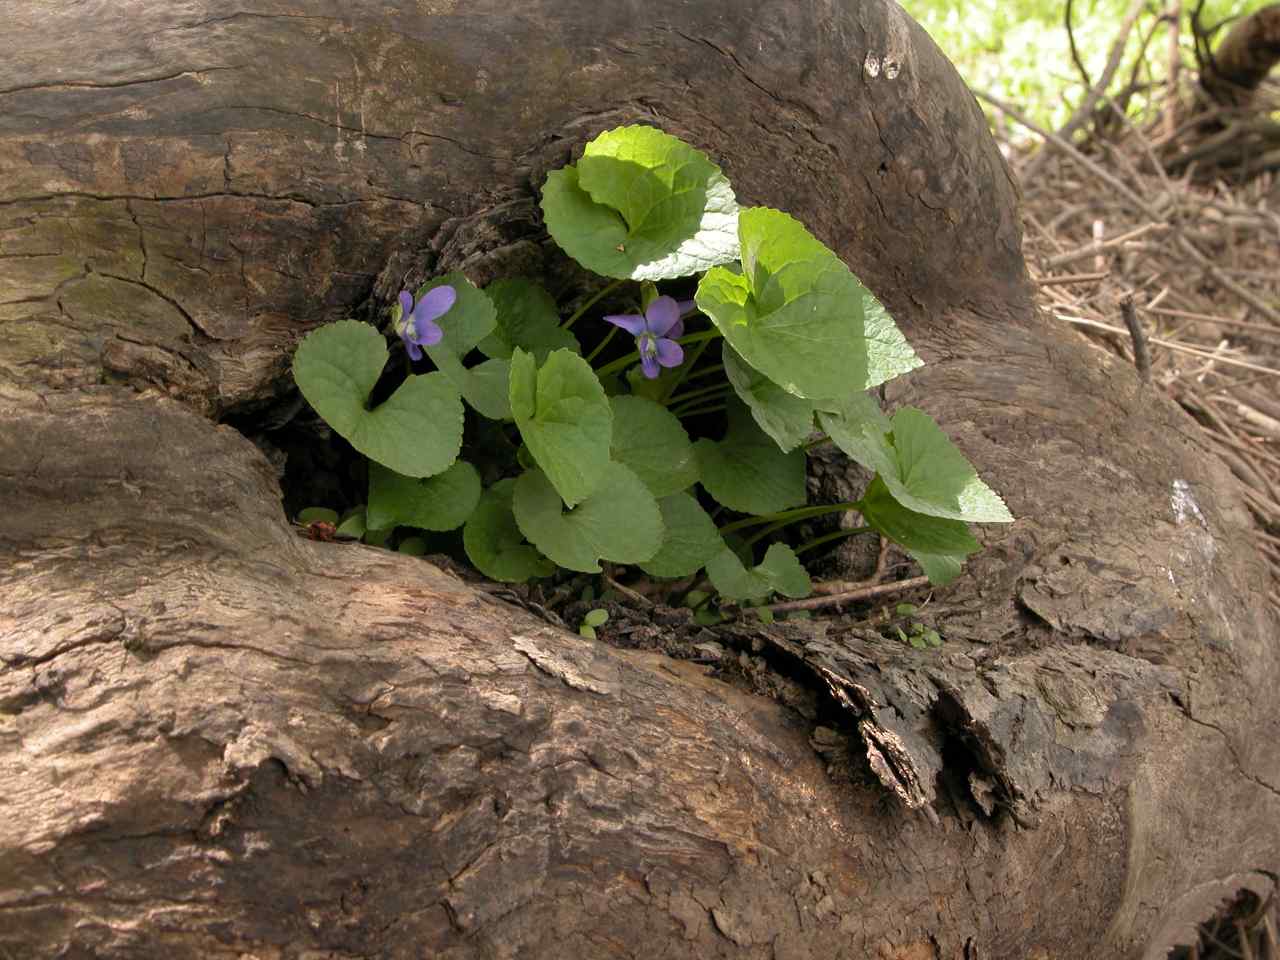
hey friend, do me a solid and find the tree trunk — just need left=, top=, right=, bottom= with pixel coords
left=2, top=2, right=1277, bottom=958
left=1200, top=3, right=1280, bottom=108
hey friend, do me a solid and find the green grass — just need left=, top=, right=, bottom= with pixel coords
left=900, top=0, right=1273, bottom=132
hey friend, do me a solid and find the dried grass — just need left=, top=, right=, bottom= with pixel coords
left=980, top=78, right=1280, bottom=614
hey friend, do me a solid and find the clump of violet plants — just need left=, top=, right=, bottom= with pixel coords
left=291, top=125, right=1012, bottom=613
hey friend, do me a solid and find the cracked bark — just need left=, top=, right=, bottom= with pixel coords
left=1, top=2, right=1278, bottom=958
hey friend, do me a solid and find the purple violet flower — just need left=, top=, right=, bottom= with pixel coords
left=604, top=295, right=685, bottom=379
left=397, top=286, right=455, bottom=361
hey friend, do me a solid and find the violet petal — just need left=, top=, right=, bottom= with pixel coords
left=604, top=313, right=647, bottom=336
left=644, top=296, right=681, bottom=337
left=416, top=318, right=445, bottom=347
left=417, top=284, right=457, bottom=321
left=654, top=337, right=684, bottom=369
left=639, top=350, right=661, bottom=379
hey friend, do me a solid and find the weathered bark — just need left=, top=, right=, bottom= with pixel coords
left=1, top=2, right=1277, bottom=958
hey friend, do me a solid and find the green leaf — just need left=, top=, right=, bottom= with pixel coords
left=815, top=392, right=894, bottom=468
left=298, top=507, right=339, bottom=525
left=822, top=403, right=1010, bottom=524
left=907, top=549, right=967, bottom=587
left=705, top=543, right=812, bottom=602
left=398, top=536, right=427, bottom=556
left=859, top=475, right=979, bottom=555
left=458, top=357, right=514, bottom=421
left=293, top=321, right=463, bottom=478
left=336, top=509, right=367, bottom=539
left=509, top=347, right=613, bottom=507
left=694, top=402, right=807, bottom=515
left=479, top=279, right=580, bottom=362
left=541, top=125, right=740, bottom=281
left=625, top=363, right=682, bottom=402
left=463, top=478, right=556, bottom=583
left=579, top=625, right=597, bottom=639
left=722, top=346, right=815, bottom=452
left=582, top=608, right=609, bottom=627
left=895, top=603, right=918, bottom=616
left=695, top=208, right=921, bottom=399
left=609, top=395, right=699, bottom=497
left=367, top=460, right=482, bottom=532
left=412, top=273, right=497, bottom=358
left=512, top=464, right=663, bottom=573
left=639, top=493, right=724, bottom=579
left=880, top=408, right=1013, bottom=523
left=364, top=525, right=393, bottom=548
left=408, top=275, right=513, bottom=420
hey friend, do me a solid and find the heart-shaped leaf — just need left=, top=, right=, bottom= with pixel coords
left=696, top=207, right=921, bottom=399
left=694, top=401, right=807, bottom=515
left=857, top=475, right=979, bottom=584
left=639, top=493, right=725, bottom=578
left=411, top=273, right=497, bottom=358
left=367, top=460, right=482, bottom=532
left=479, top=279, right=580, bottom=362
left=463, top=478, right=556, bottom=583
left=293, top=320, right=463, bottom=478
left=512, top=464, right=663, bottom=573
left=822, top=404, right=1012, bottom=523
left=706, top=543, right=812, bottom=602
left=609, top=395, right=698, bottom=498
left=722, top=346, right=816, bottom=452
left=541, top=125, right=740, bottom=281
left=509, top=347, right=613, bottom=507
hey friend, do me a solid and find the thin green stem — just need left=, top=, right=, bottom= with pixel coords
left=585, top=324, right=620, bottom=364
left=718, top=501, right=861, bottom=537
left=795, top=526, right=872, bottom=556
left=742, top=519, right=793, bottom=549
left=674, top=329, right=723, bottom=348
left=684, top=363, right=725, bottom=382
left=666, top=382, right=732, bottom=408
left=595, top=327, right=724, bottom=380
left=658, top=337, right=713, bottom=404
left=671, top=402, right=726, bottom=419
left=563, top=279, right=625, bottom=331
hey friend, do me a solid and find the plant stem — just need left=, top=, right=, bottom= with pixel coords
left=717, top=501, right=861, bottom=537
left=665, top=382, right=732, bottom=407
left=671, top=402, right=726, bottom=419
left=675, top=329, right=723, bottom=348
left=585, top=325, right=620, bottom=364
left=795, top=526, right=872, bottom=556
left=595, top=327, right=723, bottom=381
left=742, top=519, right=792, bottom=549
left=563, top=278, right=625, bottom=331
left=684, top=363, right=725, bottom=382
left=658, top=337, right=714, bottom=404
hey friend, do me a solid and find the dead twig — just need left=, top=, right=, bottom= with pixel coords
left=1121, top=294, right=1153, bottom=381
left=755, top=576, right=931, bottom=616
